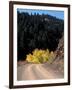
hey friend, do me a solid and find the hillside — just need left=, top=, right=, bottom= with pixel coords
left=17, top=12, right=64, bottom=61
left=52, top=35, right=64, bottom=73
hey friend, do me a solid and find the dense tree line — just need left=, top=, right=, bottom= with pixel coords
left=17, top=11, right=64, bottom=61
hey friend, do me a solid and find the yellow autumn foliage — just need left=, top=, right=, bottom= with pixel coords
left=26, top=49, right=55, bottom=64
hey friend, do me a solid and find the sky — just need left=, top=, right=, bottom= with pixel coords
left=17, top=8, right=64, bottom=20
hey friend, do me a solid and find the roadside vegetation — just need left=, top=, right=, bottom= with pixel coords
left=26, top=49, right=56, bottom=64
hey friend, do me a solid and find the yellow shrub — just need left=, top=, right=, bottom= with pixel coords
left=26, top=54, right=33, bottom=62
left=26, top=49, right=55, bottom=64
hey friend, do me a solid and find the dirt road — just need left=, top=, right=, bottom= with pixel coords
left=17, top=63, right=64, bottom=80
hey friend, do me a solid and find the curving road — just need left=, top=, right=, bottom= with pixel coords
left=17, top=64, right=63, bottom=80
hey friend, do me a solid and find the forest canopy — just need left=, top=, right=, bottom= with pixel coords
left=17, top=11, right=64, bottom=61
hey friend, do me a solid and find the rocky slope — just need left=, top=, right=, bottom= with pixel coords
left=52, top=35, right=64, bottom=73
